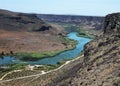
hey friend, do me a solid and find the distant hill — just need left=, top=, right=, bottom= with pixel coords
left=37, top=14, right=104, bottom=30
left=0, top=9, right=50, bottom=31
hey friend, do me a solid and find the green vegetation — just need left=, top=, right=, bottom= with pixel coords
left=77, top=29, right=95, bottom=39
left=0, top=23, right=90, bottom=80
left=11, top=35, right=77, bottom=61
left=0, top=31, right=77, bottom=61
left=63, top=36, right=78, bottom=48
left=1, top=60, right=66, bottom=80
left=1, top=53, right=84, bottom=80
left=14, top=51, right=62, bottom=61
left=0, top=64, right=26, bottom=79
left=55, top=23, right=95, bottom=39
left=61, top=24, right=80, bottom=32
left=0, top=30, right=78, bottom=80
left=35, top=60, right=67, bottom=71
left=55, top=23, right=80, bottom=33
left=14, top=39, right=77, bottom=61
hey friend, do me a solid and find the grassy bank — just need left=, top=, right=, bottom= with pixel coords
left=13, top=37, right=77, bottom=61
left=14, top=51, right=63, bottom=61
left=55, top=23, right=95, bottom=39
left=77, top=29, right=95, bottom=39
left=0, top=64, right=26, bottom=79
left=0, top=60, right=65, bottom=80
left=0, top=49, right=84, bottom=80
left=0, top=35, right=77, bottom=61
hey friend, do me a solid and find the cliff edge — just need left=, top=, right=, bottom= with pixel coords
left=78, top=13, right=120, bottom=86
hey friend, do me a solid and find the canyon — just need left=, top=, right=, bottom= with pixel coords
left=0, top=9, right=119, bottom=86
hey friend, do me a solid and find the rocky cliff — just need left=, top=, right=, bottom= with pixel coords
left=77, top=13, right=120, bottom=86
left=38, top=14, right=104, bottom=30
left=104, top=13, right=120, bottom=35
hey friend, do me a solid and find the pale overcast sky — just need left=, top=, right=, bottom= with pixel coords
left=0, top=0, right=120, bottom=16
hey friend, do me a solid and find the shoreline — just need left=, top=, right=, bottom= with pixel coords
left=0, top=36, right=77, bottom=61
left=77, top=32, right=95, bottom=39
left=0, top=54, right=83, bottom=83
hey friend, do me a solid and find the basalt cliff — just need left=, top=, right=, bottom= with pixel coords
left=74, top=13, right=120, bottom=86
left=38, top=14, right=104, bottom=30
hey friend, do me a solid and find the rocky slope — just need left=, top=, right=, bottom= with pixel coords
left=71, top=13, right=120, bottom=86
left=0, top=9, right=68, bottom=55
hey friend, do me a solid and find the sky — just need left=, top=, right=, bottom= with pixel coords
left=0, top=0, right=120, bottom=16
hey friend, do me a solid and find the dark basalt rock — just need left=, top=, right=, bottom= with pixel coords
left=104, top=13, right=120, bottom=35
left=33, top=26, right=50, bottom=31
left=82, top=13, right=120, bottom=85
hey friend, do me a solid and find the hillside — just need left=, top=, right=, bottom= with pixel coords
left=0, top=9, right=70, bottom=55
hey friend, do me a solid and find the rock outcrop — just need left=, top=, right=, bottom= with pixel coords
left=77, top=13, right=120, bottom=86
left=104, top=13, right=120, bottom=35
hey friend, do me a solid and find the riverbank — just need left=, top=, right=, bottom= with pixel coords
left=0, top=54, right=84, bottom=81
left=0, top=35, right=77, bottom=61
left=77, top=29, right=95, bottom=39
left=0, top=32, right=91, bottom=65
left=0, top=47, right=84, bottom=80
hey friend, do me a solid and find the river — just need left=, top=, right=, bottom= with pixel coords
left=0, top=32, right=91, bottom=65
